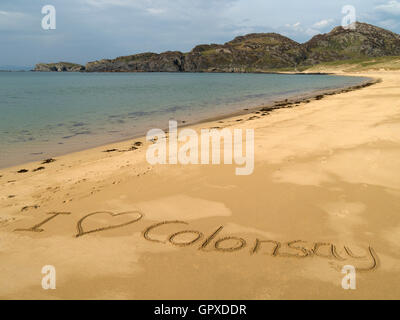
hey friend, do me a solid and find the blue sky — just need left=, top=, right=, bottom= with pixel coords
left=1, top=0, right=400, bottom=66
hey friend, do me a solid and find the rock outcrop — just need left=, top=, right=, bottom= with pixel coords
left=36, top=22, right=400, bottom=73
left=84, top=33, right=306, bottom=73
left=85, top=51, right=184, bottom=72
left=183, top=33, right=307, bottom=72
left=34, top=62, right=85, bottom=72
left=303, top=22, right=400, bottom=65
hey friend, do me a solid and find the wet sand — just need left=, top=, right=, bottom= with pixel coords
left=0, top=71, right=399, bottom=299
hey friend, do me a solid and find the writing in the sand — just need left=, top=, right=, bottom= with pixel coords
left=14, top=210, right=378, bottom=272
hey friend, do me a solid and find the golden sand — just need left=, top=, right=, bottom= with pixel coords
left=0, top=71, right=399, bottom=299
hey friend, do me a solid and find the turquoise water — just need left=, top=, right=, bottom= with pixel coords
left=0, top=72, right=367, bottom=168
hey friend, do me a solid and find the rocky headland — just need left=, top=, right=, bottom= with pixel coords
left=34, top=22, right=400, bottom=73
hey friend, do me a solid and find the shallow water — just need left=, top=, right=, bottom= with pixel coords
left=0, top=72, right=367, bottom=168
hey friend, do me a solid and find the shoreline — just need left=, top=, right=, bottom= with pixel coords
left=0, top=74, right=377, bottom=171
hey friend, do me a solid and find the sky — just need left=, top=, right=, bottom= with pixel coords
left=1, top=0, right=400, bottom=67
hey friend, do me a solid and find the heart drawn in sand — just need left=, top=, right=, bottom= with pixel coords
left=76, top=211, right=143, bottom=238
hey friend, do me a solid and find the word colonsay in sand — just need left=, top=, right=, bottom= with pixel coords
left=14, top=210, right=378, bottom=272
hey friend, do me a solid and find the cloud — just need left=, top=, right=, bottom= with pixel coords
left=375, top=0, right=400, bottom=16
left=84, top=0, right=238, bottom=13
left=282, top=21, right=326, bottom=40
left=372, top=1, right=400, bottom=30
left=378, top=19, right=400, bottom=29
left=84, top=0, right=137, bottom=8
left=305, top=28, right=320, bottom=37
left=313, top=19, right=334, bottom=29
left=285, top=22, right=302, bottom=30
left=146, top=8, right=165, bottom=15
left=0, top=10, right=36, bottom=32
left=1, top=0, right=400, bottom=66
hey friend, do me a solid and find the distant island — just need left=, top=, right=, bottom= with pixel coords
left=35, top=22, right=400, bottom=73
left=0, top=65, right=32, bottom=72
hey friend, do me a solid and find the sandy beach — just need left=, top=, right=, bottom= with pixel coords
left=0, top=70, right=399, bottom=299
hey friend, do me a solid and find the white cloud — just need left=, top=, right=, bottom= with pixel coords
left=85, top=0, right=137, bottom=8
left=313, top=19, right=334, bottom=29
left=2, top=0, right=400, bottom=66
left=146, top=8, right=165, bottom=15
left=280, top=22, right=326, bottom=42
left=378, top=19, right=400, bottom=29
left=305, top=28, right=320, bottom=37
left=375, top=0, right=400, bottom=16
left=85, top=0, right=237, bottom=12
left=285, top=22, right=301, bottom=30
left=0, top=10, right=36, bottom=31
